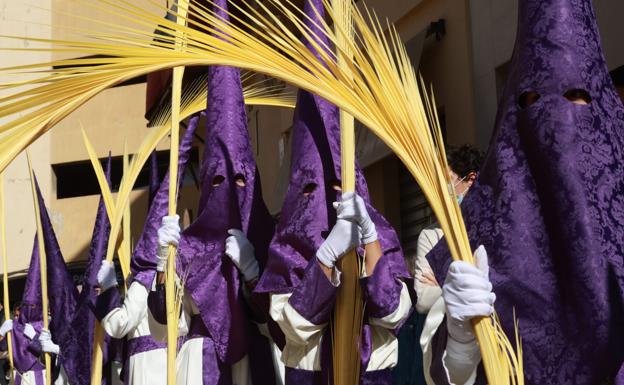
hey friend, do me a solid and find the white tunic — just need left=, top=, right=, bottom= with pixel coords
left=270, top=270, right=412, bottom=373
left=174, top=291, right=251, bottom=385
left=413, top=225, right=443, bottom=314
left=102, top=281, right=167, bottom=385
left=13, top=367, right=67, bottom=385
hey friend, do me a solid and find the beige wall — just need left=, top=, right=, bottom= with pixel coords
left=254, top=0, right=477, bottom=216
left=394, top=0, right=478, bottom=146
left=2, top=0, right=476, bottom=275
left=0, top=1, right=53, bottom=277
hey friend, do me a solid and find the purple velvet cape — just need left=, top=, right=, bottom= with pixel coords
left=173, top=0, right=276, bottom=369
left=254, top=1, right=410, bottom=383
left=63, top=155, right=116, bottom=385
left=425, top=0, right=624, bottom=384
left=131, top=113, right=200, bottom=289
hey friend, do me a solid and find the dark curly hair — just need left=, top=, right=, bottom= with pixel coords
left=446, top=145, right=484, bottom=178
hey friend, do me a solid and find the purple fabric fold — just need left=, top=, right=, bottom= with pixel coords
left=126, top=335, right=166, bottom=356
left=146, top=287, right=167, bottom=325
left=253, top=0, right=408, bottom=382
left=425, top=0, right=624, bottom=384
left=93, top=288, right=122, bottom=323
left=63, top=154, right=113, bottom=385
left=15, top=369, right=44, bottom=385
left=14, top=177, right=78, bottom=378
left=175, top=0, right=276, bottom=366
left=288, top=259, right=337, bottom=325
left=131, top=113, right=200, bottom=288
left=27, top=339, right=43, bottom=357
left=12, top=239, right=45, bottom=374
left=255, top=0, right=408, bottom=296
left=201, top=337, right=232, bottom=385
left=361, top=255, right=402, bottom=319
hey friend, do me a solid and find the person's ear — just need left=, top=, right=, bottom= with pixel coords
left=467, top=172, right=477, bottom=184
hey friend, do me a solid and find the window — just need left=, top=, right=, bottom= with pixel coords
left=53, top=148, right=200, bottom=199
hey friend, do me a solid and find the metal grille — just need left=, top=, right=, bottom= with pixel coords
left=399, top=164, right=435, bottom=270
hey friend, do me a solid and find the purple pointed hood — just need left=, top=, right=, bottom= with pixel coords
left=175, top=0, right=276, bottom=366
left=255, top=0, right=409, bottom=294
left=12, top=236, right=45, bottom=373
left=426, top=1, right=624, bottom=384
left=63, top=154, right=113, bottom=385
left=35, top=177, right=80, bottom=360
left=13, top=177, right=79, bottom=373
left=131, top=113, right=200, bottom=289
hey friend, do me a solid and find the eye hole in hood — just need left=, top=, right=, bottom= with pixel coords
left=303, top=183, right=317, bottom=197
left=234, top=174, right=246, bottom=187
left=518, top=91, right=541, bottom=109
left=563, top=89, right=592, bottom=105
left=212, top=175, right=225, bottom=187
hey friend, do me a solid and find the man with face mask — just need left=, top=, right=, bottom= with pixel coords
left=413, top=145, right=483, bottom=315
left=420, top=0, right=624, bottom=384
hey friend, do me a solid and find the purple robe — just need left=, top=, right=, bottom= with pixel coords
left=131, top=113, right=200, bottom=289
left=164, top=2, right=278, bottom=383
left=12, top=238, right=46, bottom=377
left=424, top=0, right=624, bottom=384
left=254, top=1, right=410, bottom=384
left=27, top=177, right=79, bottom=379
left=63, top=155, right=118, bottom=385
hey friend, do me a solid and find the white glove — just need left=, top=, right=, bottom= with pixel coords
left=38, top=329, right=60, bottom=355
left=316, top=217, right=361, bottom=269
left=0, top=319, right=12, bottom=337
left=97, top=260, right=118, bottom=291
left=442, top=245, right=495, bottom=343
left=333, top=192, right=377, bottom=244
left=23, top=323, right=37, bottom=340
left=157, top=215, right=181, bottom=272
left=225, top=229, right=259, bottom=282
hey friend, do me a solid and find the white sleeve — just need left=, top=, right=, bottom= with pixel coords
left=269, top=293, right=325, bottom=371
left=414, top=229, right=443, bottom=314
left=102, top=282, right=148, bottom=339
left=420, top=297, right=479, bottom=385
left=270, top=293, right=326, bottom=346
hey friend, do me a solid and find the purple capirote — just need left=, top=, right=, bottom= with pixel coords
left=425, top=0, right=624, bottom=384
left=254, top=1, right=410, bottom=384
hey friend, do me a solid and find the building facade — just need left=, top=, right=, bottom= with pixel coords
left=1, top=0, right=623, bottom=300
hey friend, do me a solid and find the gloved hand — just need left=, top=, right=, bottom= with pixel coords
left=97, top=260, right=118, bottom=291
left=333, top=192, right=377, bottom=244
left=316, top=217, right=361, bottom=269
left=157, top=215, right=181, bottom=272
left=225, top=229, right=259, bottom=282
left=156, top=215, right=181, bottom=273
left=0, top=319, right=12, bottom=337
left=442, top=245, right=495, bottom=343
left=23, top=323, right=37, bottom=340
left=38, top=329, right=60, bottom=355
